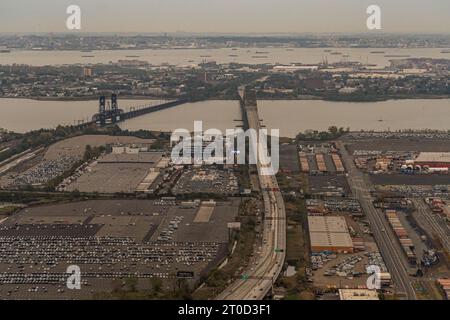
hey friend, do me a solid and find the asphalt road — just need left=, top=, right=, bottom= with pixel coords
left=338, top=141, right=417, bottom=300
left=216, top=93, right=286, bottom=300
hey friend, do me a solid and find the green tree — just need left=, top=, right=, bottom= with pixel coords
left=328, top=126, right=338, bottom=137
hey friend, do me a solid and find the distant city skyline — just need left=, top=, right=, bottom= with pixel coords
left=0, top=0, right=449, bottom=34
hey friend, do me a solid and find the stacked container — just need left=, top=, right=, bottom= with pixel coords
left=299, top=152, right=310, bottom=173
left=437, top=279, right=450, bottom=300
left=316, top=153, right=327, bottom=172
left=385, top=209, right=417, bottom=265
left=332, top=153, right=345, bottom=172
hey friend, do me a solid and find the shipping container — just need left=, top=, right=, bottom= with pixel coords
left=315, top=154, right=327, bottom=172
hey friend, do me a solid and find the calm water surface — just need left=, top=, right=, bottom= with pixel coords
left=1, top=98, right=449, bottom=137
left=1, top=48, right=448, bottom=67
left=0, top=98, right=164, bottom=133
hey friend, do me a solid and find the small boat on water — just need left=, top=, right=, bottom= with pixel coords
left=384, top=55, right=410, bottom=58
left=370, top=51, right=385, bottom=54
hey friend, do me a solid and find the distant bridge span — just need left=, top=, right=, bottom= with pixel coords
left=74, top=95, right=188, bottom=129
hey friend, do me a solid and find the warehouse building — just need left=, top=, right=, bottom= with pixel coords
left=339, top=289, right=379, bottom=300
left=308, top=216, right=354, bottom=253
left=414, top=152, right=450, bottom=169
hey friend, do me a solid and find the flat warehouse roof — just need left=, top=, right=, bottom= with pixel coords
left=339, top=289, right=379, bottom=300
left=415, top=152, right=450, bottom=163
left=308, top=215, right=353, bottom=251
left=310, top=231, right=353, bottom=248
left=308, top=216, right=348, bottom=233
left=99, top=152, right=163, bottom=164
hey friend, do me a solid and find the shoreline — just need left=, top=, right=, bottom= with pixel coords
left=3, top=46, right=450, bottom=52
left=0, top=96, right=167, bottom=102
left=0, top=95, right=449, bottom=103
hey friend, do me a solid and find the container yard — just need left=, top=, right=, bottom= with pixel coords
left=298, top=143, right=346, bottom=175
left=315, top=154, right=327, bottom=173
left=385, top=210, right=417, bottom=265
left=299, top=152, right=309, bottom=173
left=437, top=279, right=450, bottom=300
left=297, top=143, right=350, bottom=197
left=332, top=153, right=345, bottom=173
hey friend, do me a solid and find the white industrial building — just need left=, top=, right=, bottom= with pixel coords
left=308, top=216, right=354, bottom=253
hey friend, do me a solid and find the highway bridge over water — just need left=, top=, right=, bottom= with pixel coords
left=217, top=87, right=286, bottom=300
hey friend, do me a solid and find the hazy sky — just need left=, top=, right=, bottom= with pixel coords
left=0, top=0, right=449, bottom=34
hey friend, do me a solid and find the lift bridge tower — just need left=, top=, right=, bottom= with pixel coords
left=98, top=95, right=106, bottom=126
left=93, top=94, right=123, bottom=126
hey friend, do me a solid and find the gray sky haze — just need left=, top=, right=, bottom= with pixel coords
left=0, top=0, right=449, bottom=34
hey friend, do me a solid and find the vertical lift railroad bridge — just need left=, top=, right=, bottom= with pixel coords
left=76, top=95, right=188, bottom=128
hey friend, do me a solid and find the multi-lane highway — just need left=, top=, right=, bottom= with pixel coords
left=217, top=89, right=286, bottom=300
left=338, top=142, right=417, bottom=300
